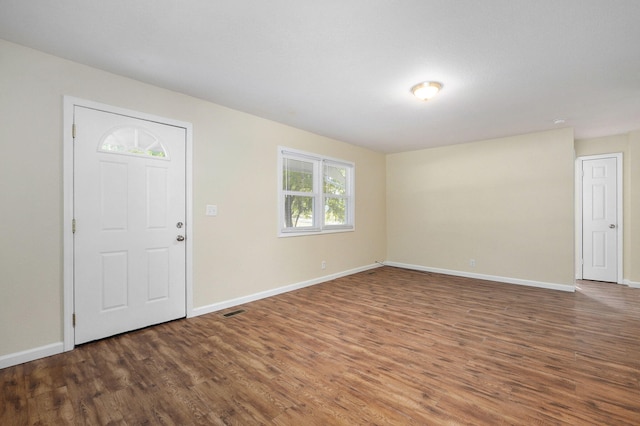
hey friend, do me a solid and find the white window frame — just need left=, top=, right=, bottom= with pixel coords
left=278, top=147, right=355, bottom=237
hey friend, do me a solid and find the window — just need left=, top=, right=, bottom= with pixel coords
left=279, top=147, right=354, bottom=236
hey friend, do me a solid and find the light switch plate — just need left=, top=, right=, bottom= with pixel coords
left=205, top=204, right=218, bottom=216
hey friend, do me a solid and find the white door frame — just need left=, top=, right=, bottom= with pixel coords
left=63, top=96, right=194, bottom=351
left=575, top=153, right=623, bottom=283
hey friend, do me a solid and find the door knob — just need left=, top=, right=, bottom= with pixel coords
left=176, top=235, right=185, bottom=241
left=609, top=224, right=616, bottom=229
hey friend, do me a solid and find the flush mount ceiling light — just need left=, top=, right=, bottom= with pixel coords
left=411, top=81, right=443, bottom=101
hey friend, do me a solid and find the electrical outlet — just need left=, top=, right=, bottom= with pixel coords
left=205, top=205, right=218, bottom=216
left=321, top=261, right=326, bottom=270
left=470, top=259, right=476, bottom=267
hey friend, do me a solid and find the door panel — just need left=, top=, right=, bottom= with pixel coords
left=582, top=157, right=617, bottom=282
left=74, top=106, right=186, bottom=344
left=101, top=251, right=128, bottom=310
left=100, top=161, right=128, bottom=230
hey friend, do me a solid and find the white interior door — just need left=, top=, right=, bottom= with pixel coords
left=73, top=106, right=187, bottom=344
left=582, top=157, right=618, bottom=282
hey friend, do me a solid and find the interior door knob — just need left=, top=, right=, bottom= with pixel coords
left=176, top=235, right=185, bottom=241
left=609, top=224, right=616, bottom=229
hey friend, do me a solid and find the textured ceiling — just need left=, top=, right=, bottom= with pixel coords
left=1, top=0, right=639, bottom=153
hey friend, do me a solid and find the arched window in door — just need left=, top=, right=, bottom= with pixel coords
left=99, top=126, right=169, bottom=160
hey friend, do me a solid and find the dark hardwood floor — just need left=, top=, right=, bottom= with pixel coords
left=2, top=266, right=640, bottom=425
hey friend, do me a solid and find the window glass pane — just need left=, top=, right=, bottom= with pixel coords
left=324, top=164, right=347, bottom=195
left=283, top=158, right=314, bottom=192
left=325, top=197, right=347, bottom=226
left=284, top=195, right=315, bottom=228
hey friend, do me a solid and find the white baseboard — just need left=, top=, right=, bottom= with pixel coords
left=3, top=261, right=579, bottom=369
left=0, top=342, right=64, bottom=370
left=623, top=279, right=640, bottom=289
left=384, top=261, right=575, bottom=292
left=1, top=264, right=382, bottom=368
left=190, top=263, right=382, bottom=317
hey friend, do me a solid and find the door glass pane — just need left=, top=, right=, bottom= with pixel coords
left=283, top=158, right=314, bottom=192
left=283, top=195, right=314, bottom=228
left=99, top=126, right=169, bottom=159
left=325, top=197, right=347, bottom=225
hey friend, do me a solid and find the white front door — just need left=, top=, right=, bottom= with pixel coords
left=582, top=157, right=618, bottom=282
left=73, top=106, right=187, bottom=344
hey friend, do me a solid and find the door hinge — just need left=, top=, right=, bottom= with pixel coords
left=72, top=313, right=76, bottom=327
left=72, top=123, right=76, bottom=139
left=72, top=219, right=76, bottom=233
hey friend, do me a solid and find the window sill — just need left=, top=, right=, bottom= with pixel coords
left=278, top=227, right=354, bottom=238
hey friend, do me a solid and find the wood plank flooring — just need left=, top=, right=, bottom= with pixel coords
left=2, top=266, right=640, bottom=425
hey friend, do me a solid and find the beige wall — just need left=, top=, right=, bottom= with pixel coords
left=575, top=131, right=640, bottom=284
left=0, top=40, right=387, bottom=357
left=2, top=37, right=637, bottom=363
left=631, top=131, right=640, bottom=284
left=386, top=128, right=576, bottom=287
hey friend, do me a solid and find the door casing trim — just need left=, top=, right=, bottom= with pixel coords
left=63, top=96, right=194, bottom=351
left=575, top=153, right=623, bottom=284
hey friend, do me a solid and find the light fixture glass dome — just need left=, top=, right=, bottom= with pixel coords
left=411, top=81, right=443, bottom=101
